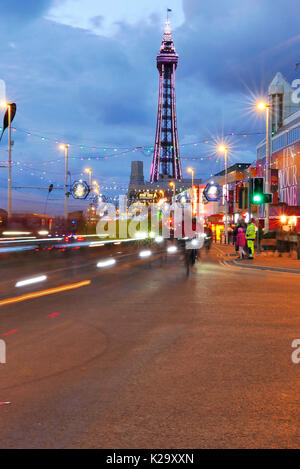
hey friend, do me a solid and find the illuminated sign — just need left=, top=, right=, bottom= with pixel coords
left=71, top=180, right=90, bottom=199
left=203, top=183, right=222, bottom=202
left=138, top=192, right=158, bottom=201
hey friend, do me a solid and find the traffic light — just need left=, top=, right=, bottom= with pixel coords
left=251, top=178, right=273, bottom=204
left=238, top=186, right=248, bottom=209
left=252, top=177, right=264, bottom=204
left=263, top=193, right=273, bottom=203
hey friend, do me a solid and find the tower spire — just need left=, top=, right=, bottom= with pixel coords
left=164, top=8, right=172, bottom=39
left=150, top=13, right=182, bottom=182
left=163, top=18, right=171, bottom=40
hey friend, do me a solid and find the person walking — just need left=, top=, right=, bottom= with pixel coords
left=246, top=218, right=256, bottom=259
left=233, top=224, right=239, bottom=255
left=236, top=227, right=246, bottom=259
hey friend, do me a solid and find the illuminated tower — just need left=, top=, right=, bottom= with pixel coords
left=150, top=18, right=182, bottom=182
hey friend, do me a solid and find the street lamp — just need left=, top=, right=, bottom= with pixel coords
left=92, top=180, right=100, bottom=195
left=218, top=144, right=229, bottom=244
left=84, top=168, right=92, bottom=188
left=187, top=167, right=194, bottom=188
left=59, top=144, right=69, bottom=221
left=169, top=181, right=175, bottom=204
left=1, top=101, right=12, bottom=219
left=257, top=101, right=270, bottom=232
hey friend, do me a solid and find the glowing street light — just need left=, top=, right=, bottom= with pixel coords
left=257, top=101, right=268, bottom=111
left=92, top=180, right=100, bottom=195
left=280, top=215, right=287, bottom=225
left=187, top=167, right=194, bottom=188
left=257, top=100, right=270, bottom=232
left=84, top=167, right=92, bottom=187
left=218, top=144, right=229, bottom=244
left=59, top=144, right=69, bottom=221
left=169, top=181, right=175, bottom=204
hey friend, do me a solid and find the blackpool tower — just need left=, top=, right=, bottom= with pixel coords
left=150, top=18, right=182, bottom=183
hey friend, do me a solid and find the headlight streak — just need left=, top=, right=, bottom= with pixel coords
left=0, top=236, right=37, bottom=241
left=0, top=237, right=63, bottom=244
left=167, top=245, right=178, bottom=253
left=139, top=250, right=152, bottom=258
left=2, top=231, right=32, bottom=236
left=96, top=259, right=116, bottom=268
left=15, top=275, right=47, bottom=288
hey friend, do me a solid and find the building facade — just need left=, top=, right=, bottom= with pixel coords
left=256, top=72, right=300, bottom=209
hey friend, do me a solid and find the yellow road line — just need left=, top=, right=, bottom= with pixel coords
left=0, top=280, right=91, bottom=307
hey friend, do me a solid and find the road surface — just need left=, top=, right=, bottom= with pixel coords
left=0, top=244, right=300, bottom=448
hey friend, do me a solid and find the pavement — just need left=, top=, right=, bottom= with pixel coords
left=215, top=243, right=300, bottom=273
left=1, top=243, right=300, bottom=448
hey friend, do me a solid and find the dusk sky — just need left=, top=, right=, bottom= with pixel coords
left=0, top=0, right=299, bottom=214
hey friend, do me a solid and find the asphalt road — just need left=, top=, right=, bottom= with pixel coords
left=1, top=244, right=300, bottom=449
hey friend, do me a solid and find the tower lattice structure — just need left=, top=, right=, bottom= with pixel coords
left=150, top=19, right=182, bottom=182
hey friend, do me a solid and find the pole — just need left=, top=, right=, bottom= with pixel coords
left=64, top=146, right=68, bottom=222
left=248, top=167, right=252, bottom=222
left=224, top=148, right=228, bottom=244
left=265, top=106, right=270, bottom=232
left=191, top=170, right=194, bottom=189
left=7, top=104, right=12, bottom=220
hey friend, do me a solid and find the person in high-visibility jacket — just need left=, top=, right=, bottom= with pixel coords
left=246, top=218, right=256, bottom=259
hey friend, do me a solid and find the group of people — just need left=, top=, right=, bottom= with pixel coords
left=232, top=218, right=256, bottom=260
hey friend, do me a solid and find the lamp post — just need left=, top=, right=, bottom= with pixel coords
left=218, top=145, right=229, bottom=244
left=187, top=167, right=194, bottom=189
left=93, top=180, right=100, bottom=195
left=257, top=101, right=270, bottom=232
left=169, top=181, right=175, bottom=205
left=59, top=144, right=69, bottom=222
left=85, top=168, right=92, bottom=188
left=1, top=102, right=12, bottom=219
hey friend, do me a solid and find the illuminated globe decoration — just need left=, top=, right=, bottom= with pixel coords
left=71, top=180, right=90, bottom=200
left=203, top=183, right=222, bottom=202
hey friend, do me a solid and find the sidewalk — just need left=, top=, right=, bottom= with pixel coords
left=214, top=243, right=300, bottom=274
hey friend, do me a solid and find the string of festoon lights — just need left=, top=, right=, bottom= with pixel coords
left=1, top=159, right=129, bottom=193
left=0, top=125, right=268, bottom=195
left=0, top=125, right=265, bottom=158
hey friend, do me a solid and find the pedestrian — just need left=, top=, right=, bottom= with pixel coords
left=246, top=218, right=256, bottom=259
left=233, top=224, right=239, bottom=254
left=236, top=227, right=247, bottom=259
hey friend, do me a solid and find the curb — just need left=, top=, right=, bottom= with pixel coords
left=231, top=259, right=300, bottom=274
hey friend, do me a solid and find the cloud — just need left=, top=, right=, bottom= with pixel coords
left=0, top=0, right=57, bottom=22
left=89, top=15, right=104, bottom=29
left=0, top=0, right=300, bottom=213
left=180, top=0, right=300, bottom=94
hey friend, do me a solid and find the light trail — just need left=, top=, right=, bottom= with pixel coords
left=97, top=259, right=116, bottom=268
left=0, top=280, right=91, bottom=308
left=139, top=250, right=152, bottom=258
left=0, top=246, right=38, bottom=254
left=0, top=236, right=37, bottom=241
left=0, top=237, right=63, bottom=244
left=15, top=275, right=47, bottom=288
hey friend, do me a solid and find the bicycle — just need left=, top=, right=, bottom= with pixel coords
left=184, top=247, right=197, bottom=277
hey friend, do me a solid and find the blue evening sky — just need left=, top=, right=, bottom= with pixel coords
left=0, top=0, right=299, bottom=214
